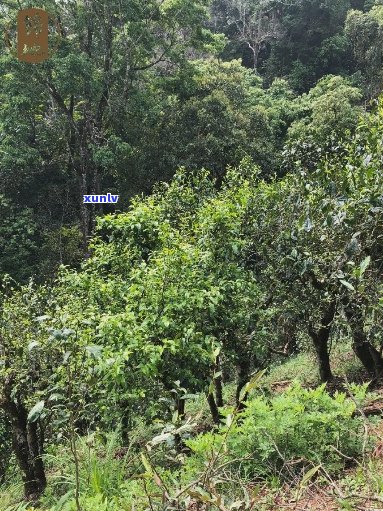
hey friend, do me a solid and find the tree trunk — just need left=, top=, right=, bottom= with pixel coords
left=353, top=341, right=383, bottom=376
left=176, top=396, right=185, bottom=421
left=1, top=396, right=46, bottom=500
left=344, top=302, right=383, bottom=377
left=235, top=346, right=251, bottom=407
left=308, top=301, right=336, bottom=383
left=214, top=373, right=224, bottom=408
left=249, top=42, right=259, bottom=71
left=174, top=398, right=186, bottom=449
left=27, top=421, right=46, bottom=492
left=213, top=354, right=224, bottom=408
left=311, top=332, right=333, bottom=383
left=206, top=392, right=221, bottom=425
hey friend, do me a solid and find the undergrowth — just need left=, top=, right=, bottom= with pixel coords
left=3, top=380, right=378, bottom=511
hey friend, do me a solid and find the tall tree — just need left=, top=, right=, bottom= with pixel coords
left=345, top=6, right=383, bottom=98
left=0, top=0, right=214, bottom=251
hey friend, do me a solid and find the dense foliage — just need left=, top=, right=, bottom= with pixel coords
left=1, top=0, right=381, bottom=280
left=1, top=1, right=383, bottom=509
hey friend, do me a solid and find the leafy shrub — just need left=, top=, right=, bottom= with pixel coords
left=186, top=383, right=366, bottom=481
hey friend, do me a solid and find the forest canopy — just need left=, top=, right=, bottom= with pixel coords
left=1, top=1, right=383, bottom=510
left=0, top=0, right=381, bottom=279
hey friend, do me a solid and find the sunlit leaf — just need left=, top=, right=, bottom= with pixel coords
left=27, top=401, right=45, bottom=423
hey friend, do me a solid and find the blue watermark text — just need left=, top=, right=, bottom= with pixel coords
left=83, top=194, right=119, bottom=204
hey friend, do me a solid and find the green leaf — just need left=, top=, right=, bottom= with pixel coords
left=48, top=393, right=63, bottom=402
left=140, top=453, right=153, bottom=475
left=85, top=345, right=103, bottom=358
left=27, top=401, right=45, bottom=423
left=35, top=315, right=50, bottom=322
left=188, top=488, right=214, bottom=504
left=303, top=217, right=313, bottom=232
left=359, top=256, right=371, bottom=277
left=240, top=369, right=267, bottom=401
left=62, top=328, right=75, bottom=337
left=300, top=464, right=321, bottom=487
left=28, top=341, right=39, bottom=352
left=340, top=279, right=355, bottom=291
left=180, top=393, right=199, bottom=400
left=212, top=346, right=221, bottom=360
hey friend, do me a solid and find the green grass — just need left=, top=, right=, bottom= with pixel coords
left=262, top=340, right=366, bottom=393
left=0, top=482, right=24, bottom=511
